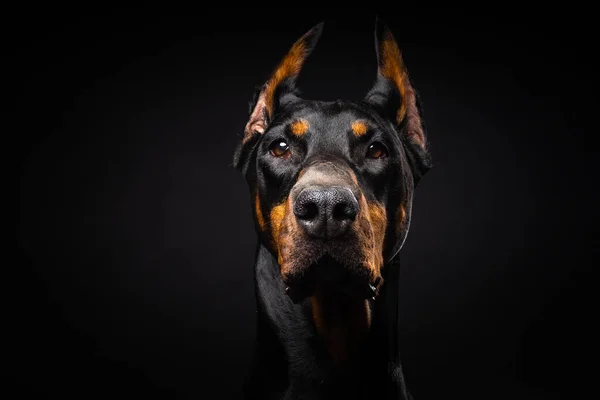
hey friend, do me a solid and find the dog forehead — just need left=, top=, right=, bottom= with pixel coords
left=287, top=101, right=376, bottom=139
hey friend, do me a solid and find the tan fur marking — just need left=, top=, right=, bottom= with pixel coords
left=255, top=192, right=265, bottom=232
left=351, top=120, right=368, bottom=137
left=380, top=34, right=408, bottom=125
left=348, top=168, right=359, bottom=185
left=276, top=204, right=304, bottom=273
left=352, top=195, right=387, bottom=280
left=263, top=39, right=307, bottom=118
left=243, top=27, right=317, bottom=144
left=396, top=204, right=406, bottom=234
left=269, top=197, right=306, bottom=273
left=290, top=119, right=309, bottom=136
left=367, top=200, right=387, bottom=274
left=379, top=30, right=425, bottom=148
left=270, top=201, right=287, bottom=249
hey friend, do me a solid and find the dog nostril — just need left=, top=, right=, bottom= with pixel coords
left=332, top=200, right=358, bottom=221
left=295, top=201, right=319, bottom=220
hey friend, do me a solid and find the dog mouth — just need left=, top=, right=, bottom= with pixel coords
left=283, top=254, right=381, bottom=303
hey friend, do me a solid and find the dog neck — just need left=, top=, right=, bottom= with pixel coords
left=243, top=243, right=412, bottom=399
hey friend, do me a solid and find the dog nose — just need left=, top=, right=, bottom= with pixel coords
left=294, top=186, right=359, bottom=239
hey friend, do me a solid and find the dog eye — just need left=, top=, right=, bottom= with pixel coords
left=269, top=140, right=291, bottom=159
left=366, top=142, right=388, bottom=159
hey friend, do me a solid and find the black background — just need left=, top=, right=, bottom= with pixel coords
left=14, top=7, right=593, bottom=399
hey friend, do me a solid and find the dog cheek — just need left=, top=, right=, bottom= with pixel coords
left=278, top=219, right=304, bottom=279
left=254, top=192, right=266, bottom=233
left=354, top=197, right=373, bottom=275
left=269, top=197, right=304, bottom=273
left=354, top=195, right=387, bottom=280
left=395, top=202, right=408, bottom=239
left=269, top=201, right=287, bottom=259
left=277, top=216, right=294, bottom=271
left=367, top=201, right=387, bottom=274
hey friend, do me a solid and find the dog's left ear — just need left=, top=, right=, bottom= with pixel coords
left=364, top=17, right=431, bottom=182
left=233, top=22, right=324, bottom=170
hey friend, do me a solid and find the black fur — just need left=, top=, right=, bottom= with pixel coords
left=234, top=19, right=430, bottom=400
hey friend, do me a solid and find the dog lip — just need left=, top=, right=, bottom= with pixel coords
left=285, top=280, right=379, bottom=303
left=282, top=255, right=376, bottom=301
left=284, top=282, right=315, bottom=303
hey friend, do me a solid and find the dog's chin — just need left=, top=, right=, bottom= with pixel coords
left=282, top=254, right=377, bottom=303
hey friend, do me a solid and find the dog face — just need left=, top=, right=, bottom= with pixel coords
left=234, top=20, right=431, bottom=303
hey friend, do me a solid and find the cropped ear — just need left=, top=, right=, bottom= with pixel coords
left=233, top=22, right=323, bottom=171
left=244, top=22, right=323, bottom=140
left=364, top=17, right=427, bottom=152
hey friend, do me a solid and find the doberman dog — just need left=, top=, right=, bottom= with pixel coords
left=233, top=18, right=432, bottom=400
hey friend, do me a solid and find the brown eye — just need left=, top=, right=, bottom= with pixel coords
left=366, top=142, right=388, bottom=159
left=269, top=140, right=291, bottom=158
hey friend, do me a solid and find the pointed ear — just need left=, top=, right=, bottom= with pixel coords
left=242, top=22, right=324, bottom=145
left=364, top=17, right=427, bottom=151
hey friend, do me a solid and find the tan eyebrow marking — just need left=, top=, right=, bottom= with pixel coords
left=351, top=120, right=369, bottom=137
left=290, top=119, right=309, bottom=136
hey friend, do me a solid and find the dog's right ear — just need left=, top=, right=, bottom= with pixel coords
left=363, top=16, right=431, bottom=185
left=233, top=22, right=324, bottom=170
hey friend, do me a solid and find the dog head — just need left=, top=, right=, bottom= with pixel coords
left=234, top=19, right=431, bottom=304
